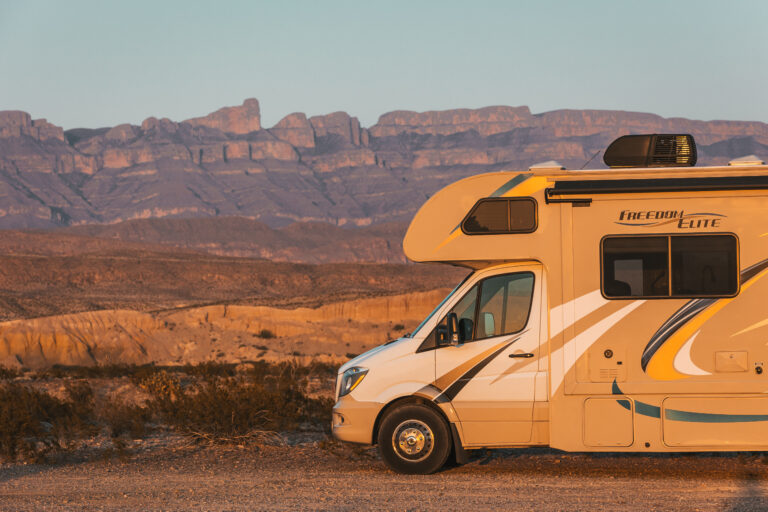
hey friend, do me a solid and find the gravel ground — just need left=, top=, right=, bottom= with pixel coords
left=1, top=441, right=768, bottom=511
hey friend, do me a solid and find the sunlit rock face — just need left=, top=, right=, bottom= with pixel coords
left=183, top=98, right=262, bottom=134
left=0, top=99, right=766, bottom=229
left=0, top=289, right=451, bottom=369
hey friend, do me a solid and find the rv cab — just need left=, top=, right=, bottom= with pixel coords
left=332, top=135, right=768, bottom=474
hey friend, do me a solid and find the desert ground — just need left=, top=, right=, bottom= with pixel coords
left=2, top=442, right=768, bottom=511
left=3, top=228, right=768, bottom=512
left=0, top=229, right=466, bottom=369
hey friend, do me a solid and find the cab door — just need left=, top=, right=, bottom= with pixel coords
left=434, top=265, right=541, bottom=446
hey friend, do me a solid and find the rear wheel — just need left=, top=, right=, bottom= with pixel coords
left=377, top=403, right=451, bottom=474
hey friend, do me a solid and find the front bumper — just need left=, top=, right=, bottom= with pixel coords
left=331, top=395, right=382, bottom=445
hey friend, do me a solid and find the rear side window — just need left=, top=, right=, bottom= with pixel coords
left=462, top=198, right=537, bottom=234
left=602, top=237, right=669, bottom=297
left=602, top=234, right=738, bottom=299
left=671, top=236, right=738, bottom=295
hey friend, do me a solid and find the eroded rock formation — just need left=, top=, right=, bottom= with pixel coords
left=0, top=290, right=450, bottom=368
left=1, top=99, right=767, bottom=230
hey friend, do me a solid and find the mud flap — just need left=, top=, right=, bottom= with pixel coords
left=450, top=423, right=469, bottom=465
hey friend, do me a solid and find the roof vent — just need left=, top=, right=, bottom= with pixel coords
left=728, top=155, right=765, bottom=166
left=604, top=134, right=697, bottom=168
left=528, top=160, right=565, bottom=171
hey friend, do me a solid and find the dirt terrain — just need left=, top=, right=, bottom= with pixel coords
left=0, top=230, right=467, bottom=368
left=7, top=229, right=766, bottom=511
left=61, top=218, right=410, bottom=263
left=1, top=443, right=768, bottom=511
left=0, top=231, right=465, bottom=321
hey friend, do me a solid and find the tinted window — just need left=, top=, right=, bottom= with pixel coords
left=671, top=236, right=738, bottom=295
left=603, top=237, right=668, bottom=297
left=462, top=198, right=536, bottom=234
left=463, top=199, right=508, bottom=233
left=602, top=235, right=738, bottom=298
left=430, top=272, right=534, bottom=344
left=475, top=273, right=535, bottom=339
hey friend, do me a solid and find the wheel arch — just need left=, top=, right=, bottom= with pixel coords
left=371, top=395, right=453, bottom=446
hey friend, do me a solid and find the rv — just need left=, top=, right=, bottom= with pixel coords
left=331, top=134, right=768, bottom=474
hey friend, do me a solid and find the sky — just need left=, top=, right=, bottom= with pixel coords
left=0, top=0, right=766, bottom=130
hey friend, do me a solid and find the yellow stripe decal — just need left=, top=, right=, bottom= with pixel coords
left=646, top=267, right=768, bottom=380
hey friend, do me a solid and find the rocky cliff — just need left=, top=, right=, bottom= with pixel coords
left=1, top=99, right=766, bottom=229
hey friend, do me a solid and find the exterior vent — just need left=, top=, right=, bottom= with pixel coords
left=729, top=155, right=765, bottom=166
left=528, top=160, right=565, bottom=171
left=604, top=134, right=697, bottom=168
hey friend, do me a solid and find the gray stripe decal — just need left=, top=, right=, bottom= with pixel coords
left=613, top=380, right=768, bottom=423
left=434, top=336, right=521, bottom=403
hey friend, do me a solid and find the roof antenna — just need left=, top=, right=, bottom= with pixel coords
left=580, top=150, right=601, bottom=170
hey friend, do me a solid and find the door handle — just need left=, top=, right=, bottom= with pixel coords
left=509, top=353, right=534, bottom=358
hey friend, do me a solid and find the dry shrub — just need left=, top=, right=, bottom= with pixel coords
left=0, top=360, right=338, bottom=459
left=0, top=380, right=96, bottom=462
left=99, top=400, right=151, bottom=439
left=181, top=361, right=236, bottom=378
left=0, top=366, right=20, bottom=380
left=137, top=370, right=182, bottom=399
left=142, top=361, right=334, bottom=442
left=257, top=329, right=276, bottom=339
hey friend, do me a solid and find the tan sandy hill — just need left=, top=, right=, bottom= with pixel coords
left=0, top=290, right=450, bottom=369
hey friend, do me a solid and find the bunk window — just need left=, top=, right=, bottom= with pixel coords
left=602, top=234, right=738, bottom=299
left=462, top=198, right=537, bottom=235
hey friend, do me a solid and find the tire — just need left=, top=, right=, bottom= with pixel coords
left=377, top=403, right=452, bottom=474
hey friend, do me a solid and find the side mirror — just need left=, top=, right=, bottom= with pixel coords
left=437, top=313, right=460, bottom=346
left=448, top=313, right=460, bottom=344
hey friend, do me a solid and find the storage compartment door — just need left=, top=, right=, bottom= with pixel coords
left=583, top=398, right=634, bottom=447
left=663, top=397, right=768, bottom=447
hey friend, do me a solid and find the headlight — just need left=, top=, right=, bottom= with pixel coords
left=338, top=367, right=368, bottom=398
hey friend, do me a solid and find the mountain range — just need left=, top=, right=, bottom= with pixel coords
left=1, top=98, right=767, bottom=230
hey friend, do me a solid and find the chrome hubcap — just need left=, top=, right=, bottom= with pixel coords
left=392, top=419, right=434, bottom=462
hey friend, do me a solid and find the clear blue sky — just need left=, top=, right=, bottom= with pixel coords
left=1, top=0, right=766, bottom=130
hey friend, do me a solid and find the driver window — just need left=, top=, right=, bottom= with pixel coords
left=476, top=273, right=534, bottom=340
left=426, top=271, right=535, bottom=349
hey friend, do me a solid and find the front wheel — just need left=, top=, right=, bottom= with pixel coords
left=377, top=403, right=451, bottom=474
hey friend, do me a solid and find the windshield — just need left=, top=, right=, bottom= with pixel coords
left=408, top=272, right=474, bottom=338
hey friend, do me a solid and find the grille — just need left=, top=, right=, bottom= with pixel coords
left=651, top=135, right=696, bottom=166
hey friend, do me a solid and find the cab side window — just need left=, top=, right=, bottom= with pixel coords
left=431, top=272, right=535, bottom=346
left=475, top=273, right=535, bottom=340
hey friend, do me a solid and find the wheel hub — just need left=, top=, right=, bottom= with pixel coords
left=392, top=419, right=434, bottom=461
